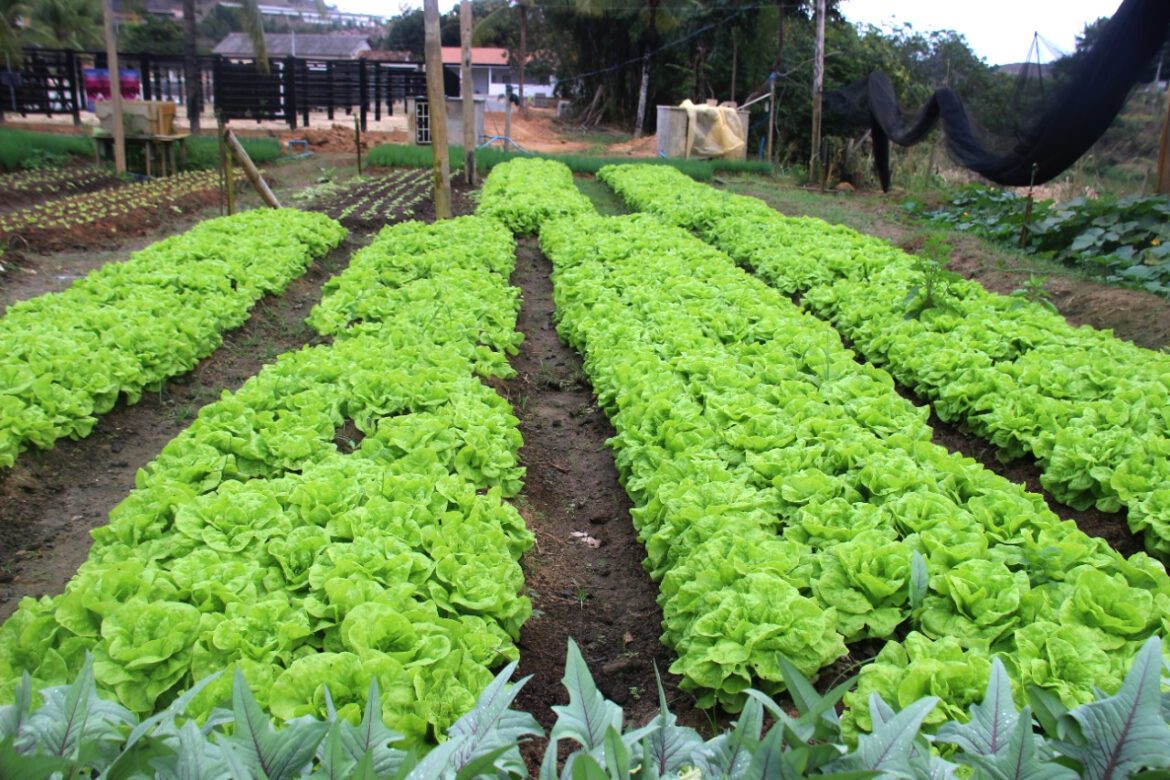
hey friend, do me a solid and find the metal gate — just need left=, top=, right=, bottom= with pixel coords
left=415, top=97, right=430, bottom=145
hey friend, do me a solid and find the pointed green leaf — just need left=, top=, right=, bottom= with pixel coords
left=0, top=735, right=72, bottom=780
left=961, top=707, right=1077, bottom=780
left=1057, top=637, right=1170, bottom=780
left=403, top=736, right=466, bottom=780
left=1028, top=687, right=1068, bottom=739
left=338, top=678, right=405, bottom=777
left=227, top=668, right=328, bottom=780
left=909, top=552, right=929, bottom=612
left=548, top=639, right=623, bottom=752
left=446, top=662, right=540, bottom=777
left=743, top=722, right=786, bottom=780
left=936, top=658, right=1019, bottom=757
left=642, top=666, right=703, bottom=775
left=603, top=724, right=631, bottom=778
left=835, top=695, right=937, bottom=775
left=0, top=674, right=32, bottom=740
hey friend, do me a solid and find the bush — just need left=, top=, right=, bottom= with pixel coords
left=0, top=128, right=93, bottom=171
left=365, top=142, right=772, bottom=181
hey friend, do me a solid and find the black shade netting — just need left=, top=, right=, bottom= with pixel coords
left=825, top=0, right=1170, bottom=191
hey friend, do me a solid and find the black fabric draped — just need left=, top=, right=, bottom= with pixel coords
left=827, top=0, right=1170, bottom=191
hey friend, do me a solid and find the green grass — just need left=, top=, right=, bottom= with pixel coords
left=574, top=176, right=629, bottom=216
left=0, top=128, right=94, bottom=171
left=184, top=136, right=282, bottom=170
left=365, top=143, right=772, bottom=181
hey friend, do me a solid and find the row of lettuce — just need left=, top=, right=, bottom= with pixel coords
left=0, top=208, right=345, bottom=469
left=599, top=163, right=1170, bottom=560
left=482, top=157, right=1170, bottom=737
left=0, top=214, right=533, bottom=746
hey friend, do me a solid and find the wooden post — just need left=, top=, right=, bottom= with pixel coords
left=424, top=0, right=452, bottom=219
left=504, top=90, right=512, bottom=152
left=810, top=0, right=826, bottom=180
left=218, top=114, right=235, bottom=215
left=460, top=0, right=476, bottom=185
left=225, top=129, right=281, bottom=208
left=766, top=72, right=776, bottom=163
left=517, top=1, right=528, bottom=115
left=103, top=0, right=126, bottom=174
left=1157, top=82, right=1170, bottom=195
left=354, top=116, right=362, bottom=176
left=729, top=31, right=737, bottom=104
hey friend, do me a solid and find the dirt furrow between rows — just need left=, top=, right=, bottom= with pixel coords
left=0, top=236, right=362, bottom=619
left=499, top=240, right=707, bottom=759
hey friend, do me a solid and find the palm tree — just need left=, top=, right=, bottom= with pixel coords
left=25, top=0, right=103, bottom=50
left=0, top=0, right=25, bottom=68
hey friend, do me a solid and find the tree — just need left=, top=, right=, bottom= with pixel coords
left=0, top=0, right=25, bottom=66
left=24, top=0, right=103, bottom=50
left=120, top=13, right=183, bottom=54
left=383, top=7, right=425, bottom=56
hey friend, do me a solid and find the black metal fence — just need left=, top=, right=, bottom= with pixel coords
left=0, top=47, right=427, bottom=130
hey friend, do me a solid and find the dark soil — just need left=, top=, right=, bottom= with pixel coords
left=0, top=237, right=359, bottom=619
left=312, top=169, right=434, bottom=235
left=0, top=187, right=223, bottom=255
left=499, top=241, right=707, bottom=767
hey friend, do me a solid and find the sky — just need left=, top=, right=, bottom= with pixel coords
left=336, top=0, right=1125, bottom=67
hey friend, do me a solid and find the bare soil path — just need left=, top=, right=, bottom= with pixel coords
left=498, top=240, right=706, bottom=762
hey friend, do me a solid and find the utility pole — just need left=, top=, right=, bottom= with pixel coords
left=460, top=0, right=476, bottom=184
left=424, top=0, right=452, bottom=218
left=810, top=0, right=826, bottom=181
left=103, top=0, right=126, bottom=174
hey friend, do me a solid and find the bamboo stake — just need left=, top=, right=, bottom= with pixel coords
left=224, top=129, right=281, bottom=208
left=460, top=0, right=476, bottom=185
left=424, top=0, right=452, bottom=219
left=354, top=116, right=362, bottom=176
left=810, top=0, right=826, bottom=180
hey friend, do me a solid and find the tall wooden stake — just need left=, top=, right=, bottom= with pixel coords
left=225, top=128, right=281, bottom=208
left=1157, top=82, right=1170, bottom=194
left=504, top=91, right=512, bottom=151
left=103, top=0, right=126, bottom=174
left=766, top=72, right=776, bottom=163
left=424, top=0, right=452, bottom=218
left=460, top=0, right=476, bottom=184
left=354, top=116, right=362, bottom=176
left=810, top=0, right=826, bottom=180
left=729, top=31, right=737, bottom=104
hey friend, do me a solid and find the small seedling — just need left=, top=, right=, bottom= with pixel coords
left=904, top=233, right=960, bottom=319
left=1010, top=274, right=1057, bottom=311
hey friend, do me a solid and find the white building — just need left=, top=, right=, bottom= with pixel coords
left=440, top=47, right=555, bottom=100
